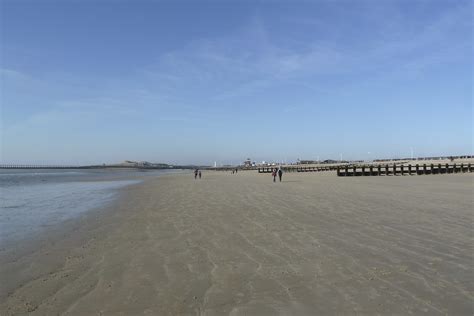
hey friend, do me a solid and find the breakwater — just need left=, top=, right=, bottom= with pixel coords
left=337, top=163, right=473, bottom=177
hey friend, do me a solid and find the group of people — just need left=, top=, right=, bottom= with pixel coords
left=194, top=167, right=283, bottom=182
left=272, top=167, right=283, bottom=182
left=194, top=169, right=202, bottom=179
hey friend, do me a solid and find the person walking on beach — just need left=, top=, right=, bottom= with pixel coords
left=199, top=171, right=202, bottom=179
left=194, top=169, right=198, bottom=179
left=278, top=167, right=283, bottom=182
left=272, top=168, right=277, bottom=182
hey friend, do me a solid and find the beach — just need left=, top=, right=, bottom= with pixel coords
left=1, top=171, right=473, bottom=315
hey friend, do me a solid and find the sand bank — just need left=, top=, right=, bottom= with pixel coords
left=1, top=171, right=473, bottom=315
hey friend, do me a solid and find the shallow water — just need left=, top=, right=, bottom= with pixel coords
left=0, top=169, right=177, bottom=244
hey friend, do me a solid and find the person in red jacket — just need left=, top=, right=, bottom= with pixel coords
left=272, top=168, right=277, bottom=182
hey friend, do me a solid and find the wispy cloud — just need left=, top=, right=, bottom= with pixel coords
left=136, top=3, right=470, bottom=104
left=0, top=68, right=30, bottom=81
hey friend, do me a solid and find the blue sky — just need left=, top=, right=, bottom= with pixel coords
left=1, top=0, right=472, bottom=165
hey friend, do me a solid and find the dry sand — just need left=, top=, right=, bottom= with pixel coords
left=1, top=171, right=473, bottom=315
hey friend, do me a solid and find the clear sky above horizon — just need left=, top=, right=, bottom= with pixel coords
left=1, top=0, right=472, bottom=165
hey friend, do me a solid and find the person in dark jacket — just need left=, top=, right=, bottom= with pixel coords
left=278, top=167, right=283, bottom=182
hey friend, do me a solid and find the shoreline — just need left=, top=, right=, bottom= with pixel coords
left=1, top=171, right=472, bottom=315
left=0, top=172, right=191, bottom=302
left=0, top=176, right=146, bottom=298
left=0, top=169, right=190, bottom=247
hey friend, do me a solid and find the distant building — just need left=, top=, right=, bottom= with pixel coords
left=298, top=160, right=318, bottom=165
left=243, top=158, right=252, bottom=167
left=119, top=160, right=170, bottom=168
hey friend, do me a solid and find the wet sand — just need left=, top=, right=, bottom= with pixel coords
left=1, top=171, right=473, bottom=315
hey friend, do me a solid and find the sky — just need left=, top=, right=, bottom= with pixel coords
left=0, top=0, right=472, bottom=165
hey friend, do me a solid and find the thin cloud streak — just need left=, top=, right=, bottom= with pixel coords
left=139, top=5, right=470, bottom=103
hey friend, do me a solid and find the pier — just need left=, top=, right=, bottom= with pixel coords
left=0, top=164, right=183, bottom=170
left=0, top=164, right=92, bottom=169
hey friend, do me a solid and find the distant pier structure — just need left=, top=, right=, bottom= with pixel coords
left=0, top=164, right=179, bottom=170
left=0, top=164, right=90, bottom=169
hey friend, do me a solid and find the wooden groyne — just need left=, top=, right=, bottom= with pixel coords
left=337, top=163, right=473, bottom=177
left=258, top=166, right=340, bottom=173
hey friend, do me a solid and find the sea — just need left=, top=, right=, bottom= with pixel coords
left=0, top=168, right=179, bottom=244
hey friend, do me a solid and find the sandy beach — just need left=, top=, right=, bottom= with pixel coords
left=1, top=171, right=473, bottom=315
